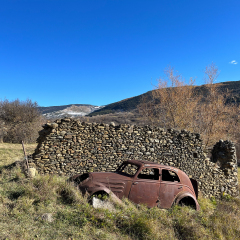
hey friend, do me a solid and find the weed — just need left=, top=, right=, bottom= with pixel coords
left=222, top=192, right=233, bottom=201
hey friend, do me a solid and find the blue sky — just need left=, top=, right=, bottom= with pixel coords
left=0, top=0, right=239, bottom=107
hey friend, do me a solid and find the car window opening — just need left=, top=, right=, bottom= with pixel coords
left=138, top=168, right=159, bottom=180
left=116, top=163, right=139, bottom=176
left=162, top=169, right=180, bottom=182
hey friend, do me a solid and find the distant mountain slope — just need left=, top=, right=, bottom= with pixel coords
left=37, top=80, right=240, bottom=119
left=38, top=104, right=98, bottom=114
left=216, top=81, right=240, bottom=103
left=88, top=80, right=240, bottom=116
left=88, top=91, right=153, bottom=116
left=38, top=104, right=103, bottom=119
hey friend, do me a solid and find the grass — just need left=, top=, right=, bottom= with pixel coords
left=0, top=143, right=36, bottom=166
left=0, top=143, right=240, bottom=239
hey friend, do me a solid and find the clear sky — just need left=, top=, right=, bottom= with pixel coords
left=0, top=0, right=239, bottom=107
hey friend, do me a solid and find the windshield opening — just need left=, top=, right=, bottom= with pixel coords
left=116, top=163, right=139, bottom=177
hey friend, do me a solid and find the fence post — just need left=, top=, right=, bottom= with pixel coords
left=22, top=140, right=29, bottom=170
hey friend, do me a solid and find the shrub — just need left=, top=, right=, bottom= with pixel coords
left=0, top=99, right=44, bottom=143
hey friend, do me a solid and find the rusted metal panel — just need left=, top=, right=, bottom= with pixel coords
left=128, top=179, right=160, bottom=207
left=159, top=182, right=183, bottom=208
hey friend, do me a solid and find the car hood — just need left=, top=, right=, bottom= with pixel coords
left=87, top=172, right=132, bottom=195
left=90, top=171, right=133, bottom=182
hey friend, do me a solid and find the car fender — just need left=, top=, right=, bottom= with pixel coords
left=173, top=191, right=199, bottom=210
left=90, top=186, right=123, bottom=205
left=68, top=174, right=81, bottom=182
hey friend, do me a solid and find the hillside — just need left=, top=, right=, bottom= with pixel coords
left=38, top=104, right=103, bottom=119
left=36, top=80, right=240, bottom=119
left=88, top=91, right=153, bottom=116
left=88, top=80, right=240, bottom=116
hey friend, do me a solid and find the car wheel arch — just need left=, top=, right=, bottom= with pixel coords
left=90, top=188, right=123, bottom=205
left=173, top=192, right=198, bottom=210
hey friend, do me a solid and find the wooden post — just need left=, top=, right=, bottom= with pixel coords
left=22, top=141, right=29, bottom=170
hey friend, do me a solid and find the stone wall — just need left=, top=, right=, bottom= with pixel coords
left=30, top=118, right=239, bottom=198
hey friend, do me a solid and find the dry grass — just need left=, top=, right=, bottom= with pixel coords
left=0, top=143, right=36, bottom=166
left=0, top=143, right=240, bottom=239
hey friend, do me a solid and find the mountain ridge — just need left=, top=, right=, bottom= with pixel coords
left=88, top=80, right=240, bottom=116
left=38, top=80, right=240, bottom=119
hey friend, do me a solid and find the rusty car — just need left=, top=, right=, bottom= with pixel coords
left=70, top=159, right=200, bottom=210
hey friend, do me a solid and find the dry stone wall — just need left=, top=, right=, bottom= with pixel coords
left=30, top=118, right=239, bottom=198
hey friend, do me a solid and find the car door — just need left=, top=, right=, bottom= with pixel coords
left=159, top=168, right=183, bottom=209
left=128, top=167, right=160, bottom=207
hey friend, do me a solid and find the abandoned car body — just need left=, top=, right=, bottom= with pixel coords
left=70, top=160, right=200, bottom=210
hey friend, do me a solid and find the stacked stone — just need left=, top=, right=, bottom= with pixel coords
left=30, top=118, right=239, bottom=198
left=210, top=140, right=239, bottom=197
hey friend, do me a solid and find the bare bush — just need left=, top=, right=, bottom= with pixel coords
left=195, top=63, right=239, bottom=146
left=138, top=66, right=198, bottom=130
left=0, top=99, right=44, bottom=143
left=138, top=63, right=240, bottom=148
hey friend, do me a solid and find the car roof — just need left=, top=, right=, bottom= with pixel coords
left=124, top=159, right=182, bottom=172
left=124, top=159, right=192, bottom=185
